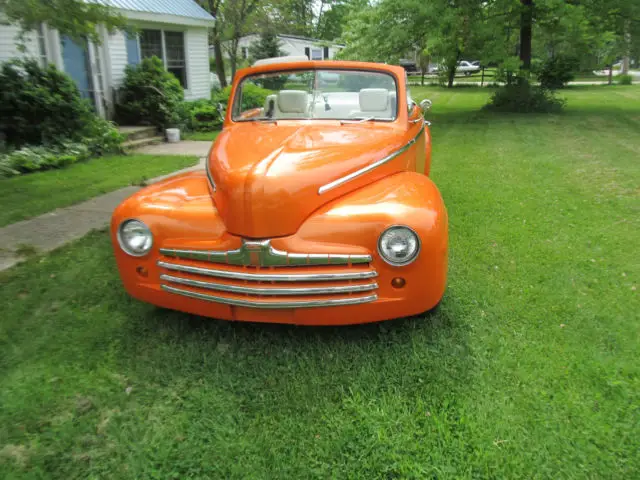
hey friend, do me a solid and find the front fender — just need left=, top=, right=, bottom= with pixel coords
left=293, top=172, right=448, bottom=311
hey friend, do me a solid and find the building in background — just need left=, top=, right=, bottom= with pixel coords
left=216, top=34, right=344, bottom=64
left=0, top=0, right=215, bottom=118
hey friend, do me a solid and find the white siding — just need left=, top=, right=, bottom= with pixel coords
left=108, top=30, right=129, bottom=88
left=185, top=27, right=210, bottom=100
left=0, top=24, right=40, bottom=63
left=219, top=35, right=343, bottom=62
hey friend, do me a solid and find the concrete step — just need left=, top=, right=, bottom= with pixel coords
left=122, top=136, right=164, bottom=151
left=118, top=126, right=159, bottom=142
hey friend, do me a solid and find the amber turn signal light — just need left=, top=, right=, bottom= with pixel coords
left=136, top=266, right=149, bottom=278
left=391, top=277, right=406, bottom=289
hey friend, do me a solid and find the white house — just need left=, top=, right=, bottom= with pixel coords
left=216, top=34, right=344, bottom=63
left=0, top=0, right=215, bottom=118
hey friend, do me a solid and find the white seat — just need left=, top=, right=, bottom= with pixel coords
left=350, top=88, right=392, bottom=119
left=276, top=90, right=309, bottom=118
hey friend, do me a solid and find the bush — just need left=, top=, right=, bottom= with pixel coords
left=0, top=142, right=91, bottom=178
left=618, top=74, right=633, bottom=85
left=213, top=84, right=272, bottom=112
left=537, top=56, right=578, bottom=89
left=484, top=80, right=566, bottom=113
left=183, top=100, right=223, bottom=132
left=82, top=118, right=124, bottom=156
left=0, top=59, right=95, bottom=148
left=116, top=57, right=184, bottom=129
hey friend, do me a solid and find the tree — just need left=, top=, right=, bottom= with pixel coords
left=338, top=0, right=486, bottom=88
left=199, top=0, right=227, bottom=88
left=248, top=31, right=285, bottom=62
left=223, top=0, right=260, bottom=79
left=0, top=0, right=127, bottom=44
left=269, top=0, right=315, bottom=37
left=582, top=0, right=640, bottom=80
left=315, top=0, right=366, bottom=41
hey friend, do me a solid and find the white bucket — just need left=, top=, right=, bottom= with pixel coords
left=166, top=128, right=180, bottom=143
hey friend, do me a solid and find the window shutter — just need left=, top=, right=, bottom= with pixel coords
left=304, top=47, right=310, bottom=59
left=323, top=46, right=329, bottom=59
left=125, top=33, right=140, bottom=65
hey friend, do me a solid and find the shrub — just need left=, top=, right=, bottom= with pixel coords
left=618, top=74, right=633, bottom=85
left=82, top=118, right=124, bottom=156
left=0, top=157, right=18, bottom=178
left=183, top=100, right=222, bottom=132
left=537, top=55, right=578, bottom=89
left=0, top=59, right=95, bottom=148
left=116, top=57, right=184, bottom=129
left=213, top=84, right=272, bottom=111
left=0, top=142, right=91, bottom=177
left=484, top=80, right=566, bottom=113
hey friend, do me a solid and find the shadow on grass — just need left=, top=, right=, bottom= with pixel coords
left=114, top=290, right=473, bottom=413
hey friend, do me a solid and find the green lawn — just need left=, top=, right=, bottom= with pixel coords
left=182, top=130, right=220, bottom=141
left=1, top=86, right=639, bottom=478
left=0, top=155, right=198, bottom=227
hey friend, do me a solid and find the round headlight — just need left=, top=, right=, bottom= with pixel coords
left=377, top=226, right=420, bottom=266
left=117, top=219, right=153, bottom=257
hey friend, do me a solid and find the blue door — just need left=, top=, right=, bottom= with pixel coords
left=61, top=36, right=93, bottom=100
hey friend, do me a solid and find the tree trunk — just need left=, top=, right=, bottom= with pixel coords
left=622, top=20, right=631, bottom=75
left=421, top=71, right=425, bottom=86
left=213, top=35, right=227, bottom=88
left=448, top=67, right=455, bottom=88
left=608, top=63, right=613, bottom=85
left=520, top=0, right=533, bottom=70
left=447, top=56, right=459, bottom=88
left=230, top=53, right=237, bottom=80
left=205, top=0, right=227, bottom=88
left=230, top=37, right=240, bottom=80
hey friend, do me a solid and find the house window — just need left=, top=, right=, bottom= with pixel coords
left=134, top=29, right=188, bottom=89
left=165, top=31, right=187, bottom=88
left=310, top=48, right=323, bottom=60
left=140, top=29, right=163, bottom=59
left=37, top=24, right=48, bottom=67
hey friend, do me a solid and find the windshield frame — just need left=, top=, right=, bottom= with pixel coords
left=230, top=67, right=401, bottom=123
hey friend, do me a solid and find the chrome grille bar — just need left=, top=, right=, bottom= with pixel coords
left=160, top=240, right=371, bottom=267
left=161, top=284, right=378, bottom=309
left=157, top=261, right=378, bottom=282
left=161, top=274, right=378, bottom=296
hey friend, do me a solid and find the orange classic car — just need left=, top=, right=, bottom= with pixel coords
left=111, top=58, right=448, bottom=325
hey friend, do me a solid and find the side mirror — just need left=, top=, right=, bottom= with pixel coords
left=419, top=99, right=432, bottom=113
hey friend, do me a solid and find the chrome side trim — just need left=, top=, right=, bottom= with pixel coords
left=318, top=126, right=425, bottom=194
left=160, top=239, right=371, bottom=267
left=205, top=157, right=216, bottom=192
left=161, top=284, right=378, bottom=309
left=157, top=261, right=378, bottom=282
left=161, top=274, right=378, bottom=296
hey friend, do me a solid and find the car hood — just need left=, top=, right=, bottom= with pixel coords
left=208, top=121, right=406, bottom=238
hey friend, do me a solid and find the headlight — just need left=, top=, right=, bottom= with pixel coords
left=117, top=219, right=153, bottom=257
left=377, top=226, right=420, bottom=266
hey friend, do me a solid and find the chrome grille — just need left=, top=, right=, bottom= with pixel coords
left=157, top=241, right=378, bottom=309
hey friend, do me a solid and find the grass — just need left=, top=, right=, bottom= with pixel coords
left=182, top=130, right=220, bottom=141
left=0, top=155, right=198, bottom=227
left=1, top=85, right=639, bottom=478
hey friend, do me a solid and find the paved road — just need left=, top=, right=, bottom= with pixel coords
left=0, top=144, right=210, bottom=272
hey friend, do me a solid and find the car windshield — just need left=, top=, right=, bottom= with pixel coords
left=232, top=69, right=398, bottom=122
